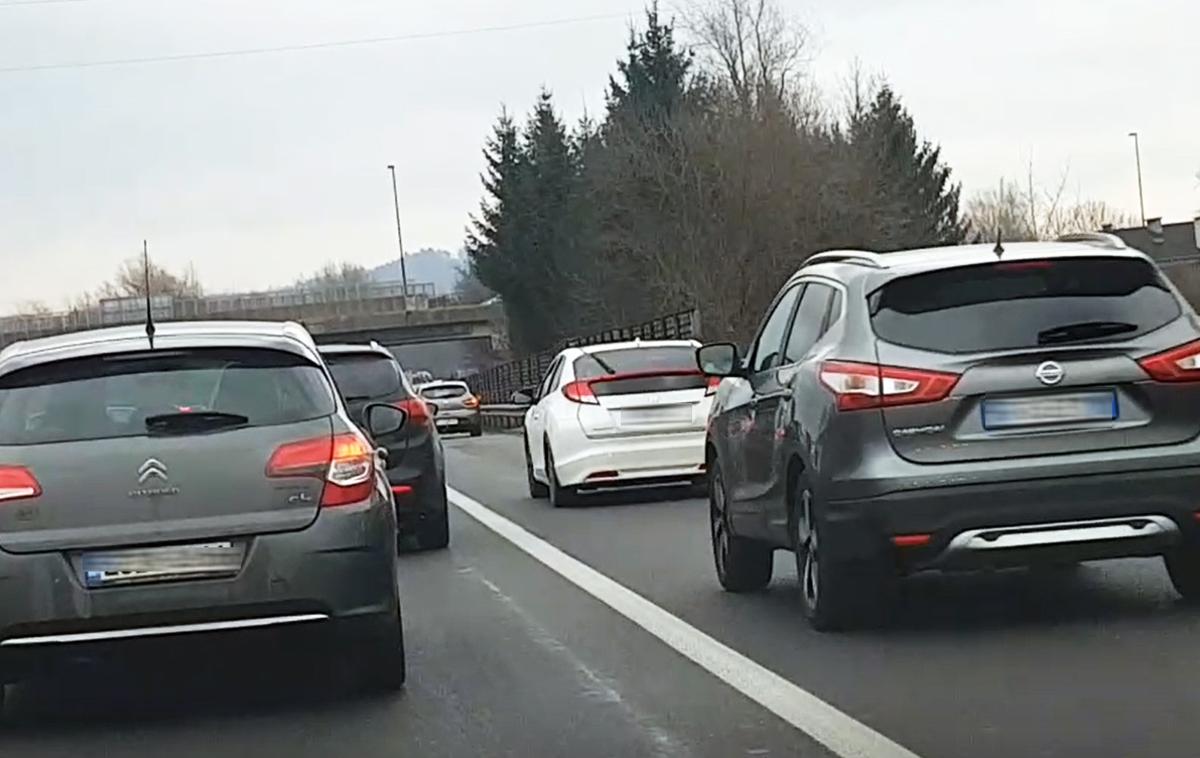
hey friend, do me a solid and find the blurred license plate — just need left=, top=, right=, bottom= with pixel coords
left=621, top=406, right=691, bottom=425
left=982, top=392, right=1117, bottom=430
left=80, top=541, right=245, bottom=589
left=436, top=417, right=459, bottom=426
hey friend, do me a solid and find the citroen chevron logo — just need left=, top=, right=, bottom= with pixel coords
left=138, top=458, right=169, bottom=484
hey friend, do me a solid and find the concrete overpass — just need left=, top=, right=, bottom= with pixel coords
left=0, top=296, right=509, bottom=377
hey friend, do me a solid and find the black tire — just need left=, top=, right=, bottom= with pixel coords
left=525, top=435, right=548, bottom=499
left=545, top=442, right=579, bottom=508
left=359, top=607, right=407, bottom=693
left=1165, top=550, right=1200, bottom=602
left=791, top=481, right=894, bottom=631
left=415, top=483, right=450, bottom=550
left=469, top=424, right=483, bottom=438
left=709, top=460, right=773, bottom=592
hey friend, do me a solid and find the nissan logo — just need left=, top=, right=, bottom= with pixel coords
left=1035, top=361, right=1065, bottom=386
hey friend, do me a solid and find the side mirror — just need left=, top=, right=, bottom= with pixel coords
left=511, top=388, right=535, bottom=406
left=697, top=343, right=742, bottom=378
left=364, top=403, right=407, bottom=437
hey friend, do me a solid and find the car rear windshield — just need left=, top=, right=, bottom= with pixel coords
left=0, top=348, right=335, bottom=445
left=573, top=346, right=699, bottom=380
left=421, top=384, right=469, bottom=400
left=324, top=353, right=404, bottom=400
left=869, top=257, right=1182, bottom=354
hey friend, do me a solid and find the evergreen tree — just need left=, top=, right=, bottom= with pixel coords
left=849, top=86, right=966, bottom=250
left=606, top=2, right=695, bottom=131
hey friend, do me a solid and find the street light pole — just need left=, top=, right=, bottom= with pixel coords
left=1128, top=132, right=1146, bottom=226
left=386, top=164, right=410, bottom=307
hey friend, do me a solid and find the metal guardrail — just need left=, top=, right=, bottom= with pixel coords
left=480, top=404, right=527, bottom=431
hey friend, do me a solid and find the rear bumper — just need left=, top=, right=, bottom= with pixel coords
left=821, top=464, right=1200, bottom=570
left=554, top=430, right=706, bottom=488
left=434, top=409, right=482, bottom=432
left=0, top=498, right=397, bottom=678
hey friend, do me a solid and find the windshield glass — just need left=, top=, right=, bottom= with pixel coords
left=0, top=349, right=334, bottom=445
left=420, top=384, right=469, bottom=399
left=871, top=257, right=1181, bottom=353
left=324, top=354, right=404, bottom=400
left=573, top=346, right=699, bottom=381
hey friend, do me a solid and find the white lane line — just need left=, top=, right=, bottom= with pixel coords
left=448, top=487, right=922, bottom=758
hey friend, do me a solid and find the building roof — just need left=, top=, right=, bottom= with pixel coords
left=1112, top=219, right=1200, bottom=262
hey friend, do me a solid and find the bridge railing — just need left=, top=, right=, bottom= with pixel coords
left=465, top=309, right=700, bottom=404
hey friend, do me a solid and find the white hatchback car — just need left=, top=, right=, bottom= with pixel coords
left=521, top=340, right=716, bottom=506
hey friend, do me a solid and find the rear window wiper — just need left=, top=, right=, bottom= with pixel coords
left=144, top=411, right=250, bottom=435
left=583, top=353, right=617, bottom=376
left=1036, top=320, right=1138, bottom=346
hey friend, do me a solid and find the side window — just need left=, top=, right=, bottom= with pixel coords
left=537, top=358, right=562, bottom=400
left=783, top=283, right=836, bottom=364
left=751, top=284, right=803, bottom=373
left=825, top=289, right=843, bottom=331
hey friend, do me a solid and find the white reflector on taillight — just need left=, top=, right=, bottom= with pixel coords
left=820, top=361, right=959, bottom=411
left=0, top=465, right=40, bottom=503
left=1138, top=339, right=1200, bottom=382
left=267, top=434, right=374, bottom=507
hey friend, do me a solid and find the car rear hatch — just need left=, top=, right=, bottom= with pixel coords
left=567, top=345, right=715, bottom=438
left=0, top=347, right=342, bottom=555
left=854, top=256, right=1200, bottom=464
left=419, top=383, right=478, bottom=416
left=324, top=351, right=433, bottom=449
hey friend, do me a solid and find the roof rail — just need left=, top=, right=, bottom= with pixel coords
left=1055, top=232, right=1127, bottom=250
left=803, top=250, right=885, bottom=269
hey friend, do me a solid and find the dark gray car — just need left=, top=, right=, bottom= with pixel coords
left=319, top=344, right=449, bottom=550
left=699, top=234, right=1200, bottom=630
left=0, top=321, right=405, bottom=702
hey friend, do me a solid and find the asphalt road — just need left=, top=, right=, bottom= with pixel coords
left=441, top=432, right=1200, bottom=758
left=0, top=434, right=822, bottom=758
left=8, top=430, right=1199, bottom=757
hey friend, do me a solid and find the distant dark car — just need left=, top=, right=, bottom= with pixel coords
left=319, top=344, right=449, bottom=550
left=699, top=234, right=1200, bottom=630
left=419, top=381, right=482, bottom=437
left=0, top=321, right=406, bottom=701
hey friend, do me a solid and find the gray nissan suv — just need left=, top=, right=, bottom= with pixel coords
left=698, top=233, right=1200, bottom=630
left=0, top=321, right=406, bottom=701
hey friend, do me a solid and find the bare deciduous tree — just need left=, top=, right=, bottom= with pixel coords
left=682, top=0, right=809, bottom=109
left=99, top=257, right=203, bottom=299
left=966, top=164, right=1135, bottom=242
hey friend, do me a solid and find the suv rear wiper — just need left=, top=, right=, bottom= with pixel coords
left=144, top=411, right=250, bottom=435
left=1036, top=320, right=1138, bottom=346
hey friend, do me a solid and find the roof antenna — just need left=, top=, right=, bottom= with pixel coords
left=143, top=240, right=156, bottom=348
left=993, top=227, right=1005, bottom=258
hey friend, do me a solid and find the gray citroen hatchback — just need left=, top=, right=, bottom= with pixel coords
left=699, top=234, right=1200, bottom=630
left=0, top=321, right=405, bottom=702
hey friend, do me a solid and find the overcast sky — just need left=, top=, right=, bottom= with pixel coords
left=2, top=0, right=1197, bottom=313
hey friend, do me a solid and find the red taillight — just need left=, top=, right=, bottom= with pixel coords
left=463, top=395, right=480, bottom=409
left=819, top=361, right=960, bottom=411
left=0, top=466, right=41, bottom=503
left=892, top=534, right=933, bottom=548
left=267, top=433, right=374, bottom=507
left=1138, top=340, right=1200, bottom=382
left=562, top=380, right=599, bottom=405
left=994, top=261, right=1054, bottom=272
left=395, top=397, right=431, bottom=426
left=705, top=376, right=721, bottom=396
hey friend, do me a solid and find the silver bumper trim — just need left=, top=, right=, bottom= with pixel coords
left=0, top=613, right=329, bottom=647
left=944, top=515, right=1179, bottom=554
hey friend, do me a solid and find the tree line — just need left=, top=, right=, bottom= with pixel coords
left=464, top=0, right=1130, bottom=353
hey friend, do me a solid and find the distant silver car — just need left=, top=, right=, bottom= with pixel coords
left=0, top=321, right=406, bottom=703
left=419, top=381, right=483, bottom=437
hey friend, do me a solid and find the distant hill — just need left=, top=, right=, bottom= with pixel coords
left=369, top=248, right=462, bottom=294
